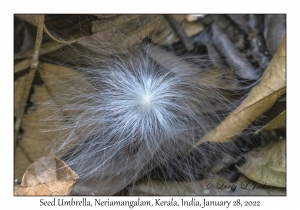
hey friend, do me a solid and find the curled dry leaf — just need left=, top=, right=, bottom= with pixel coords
left=14, top=153, right=78, bottom=196
left=236, top=138, right=286, bottom=187
left=195, top=35, right=286, bottom=146
left=130, top=175, right=285, bottom=196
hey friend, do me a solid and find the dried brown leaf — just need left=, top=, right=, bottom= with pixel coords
left=15, top=41, right=69, bottom=60
left=183, top=20, right=204, bottom=37
left=14, top=180, right=77, bottom=196
left=78, top=15, right=162, bottom=55
left=195, top=35, right=286, bottom=145
left=91, top=15, right=141, bottom=33
left=15, top=84, right=61, bottom=180
left=14, top=74, right=29, bottom=115
left=237, top=138, right=286, bottom=187
left=14, top=146, right=32, bottom=181
left=78, top=15, right=186, bottom=55
left=260, top=110, right=286, bottom=132
left=15, top=153, right=78, bottom=195
left=19, top=85, right=65, bottom=162
left=38, top=63, right=96, bottom=157
left=38, top=62, right=95, bottom=119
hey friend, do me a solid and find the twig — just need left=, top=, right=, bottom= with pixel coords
left=43, top=24, right=77, bottom=44
left=14, top=15, right=45, bottom=145
left=212, top=25, right=259, bottom=80
left=163, top=15, right=194, bottom=51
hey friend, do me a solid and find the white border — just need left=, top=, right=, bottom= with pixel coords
left=4, top=0, right=297, bottom=209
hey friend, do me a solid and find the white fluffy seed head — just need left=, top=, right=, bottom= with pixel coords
left=30, top=14, right=261, bottom=195
left=39, top=43, right=249, bottom=195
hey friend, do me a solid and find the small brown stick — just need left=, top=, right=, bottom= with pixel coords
left=14, top=15, right=45, bottom=145
left=163, top=15, right=194, bottom=51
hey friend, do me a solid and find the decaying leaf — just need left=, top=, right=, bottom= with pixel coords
left=237, top=138, right=286, bottom=187
left=130, top=175, right=285, bottom=196
left=78, top=15, right=161, bottom=55
left=181, top=19, right=204, bottom=38
left=38, top=62, right=97, bottom=157
left=15, top=65, right=84, bottom=191
left=18, top=85, right=66, bottom=163
left=195, top=35, right=286, bottom=146
left=14, top=146, right=31, bottom=182
left=14, top=41, right=69, bottom=60
left=14, top=74, right=29, bottom=115
left=91, top=15, right=141, bottom=33
left=14, top=153, right=78, bottom=196
left=78, top=15, right=186, bottom=55
left=260, top=110, right=286, bottom=132
left=38, top=62, right=95, bottom=117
